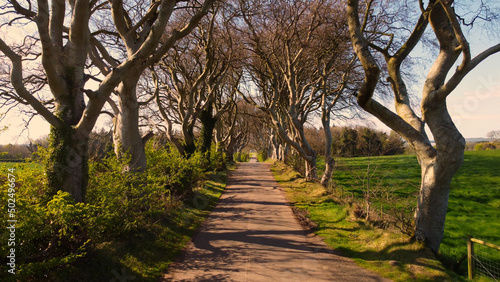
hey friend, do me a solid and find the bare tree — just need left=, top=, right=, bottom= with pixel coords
left=154, top=6, right=241, bottom=158
left=487, top=130, right=500, bottom=141
left=347, top=0, right=500, bottom=252
left=0, top=0, right=213, bottom=201
left=238, top=0, right=356, bottom=182
left=215, top=99, right=261, bottom=163
left=88, top=0, right=215, bottom=171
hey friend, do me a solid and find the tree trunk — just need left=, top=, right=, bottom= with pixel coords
left=47, top=126, right=89, bottom=203
left=414, top=101, right=465, bottom=253
left=45, top=61, right=89, bottom=202
left=183, top=137, right=197, bottom=158
left=320, top=111, right=335, bottom=187
left=199, top=102, right=217, bottom=163
left=113, top=71, right=147, bottom=172
left=223, top=143, right=234, bottom=164
left=279, top=143, right=289, bottom=161
left=321, top=157, right=335, bottom=187
left=304, top=155, right=318, bottom=182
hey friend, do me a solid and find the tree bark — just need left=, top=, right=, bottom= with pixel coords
left=113, top=68, right=147, bottom=172
left=200, top=102, right=217, bottom=163
left=414, top=100, right=465, bottom=252
left=304, top=155, right=317, bottom=182
left=182, top=127, right=197, bottom=158
left=47, top=126, right=89, bottom=203
left=320, top=109, right=335, bottom=187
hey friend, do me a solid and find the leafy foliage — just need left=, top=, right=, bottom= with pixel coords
left=0, top=143, right=227, bottom=280
left=330, top=127, right=406, bottom=157
left=233, top=152, right=249, bottom=162
left=257, top=150, right=268, bottom=162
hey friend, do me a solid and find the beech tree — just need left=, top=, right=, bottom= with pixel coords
left=239, top=0, right=356, bottom=183
left=0, top=0, right=213, bottom=202
left=89, top=0, right=215, bottom=171
left=154, top=7, right=241, bottom=157
left=346, top=0, right=500, bottom=252
left=215, top=99, right=260, bottom=163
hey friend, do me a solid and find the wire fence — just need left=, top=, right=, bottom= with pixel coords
left=468, top=236, right=500, bottom=281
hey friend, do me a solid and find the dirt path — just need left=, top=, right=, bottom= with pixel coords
left=163, top=160, right=389, bottom=281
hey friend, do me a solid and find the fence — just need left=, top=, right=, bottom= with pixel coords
left=468, top=236, right=500, bottom=281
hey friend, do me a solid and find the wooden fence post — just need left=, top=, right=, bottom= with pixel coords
left=468, top=235, right=474, bottom=280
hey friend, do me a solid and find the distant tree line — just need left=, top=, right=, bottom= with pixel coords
left=303, top=126, right=406, bottom=158
left=0, top=136, right=48, bottom=160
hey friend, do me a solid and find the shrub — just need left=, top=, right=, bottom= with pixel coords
left=233, top=152, right=249, bottom=162
left=474, top=142, right=497, bottom=151
left=0, top=142, right=214, bottom=279
left=206, top=144, right=225, bottom=172
left=240, top=152, right=249, bottom=162
left=0, top=165, right=91, bottom=278
left=257, top=150, right=268, bottom=162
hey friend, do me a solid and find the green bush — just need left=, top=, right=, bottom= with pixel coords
left=474, top=142, right=497, bottom=151
left=257, top=150, right=268, bottom=162
left=233, top=152, right=249, bottom=162
left=207, top=144, right=225, bottom=172
left=146, top=143, right=203, bottom=197
left=0, top=142, right=222, bottom=279
left=240, top=152, right=249, bottom=162
left=0, top=165, right=91, bottom=278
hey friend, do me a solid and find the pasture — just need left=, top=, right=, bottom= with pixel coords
left=274, top=149, right=500, bottom=280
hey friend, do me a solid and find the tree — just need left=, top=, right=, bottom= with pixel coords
left=347, top=0, right=500, bottom=252
left=339, top=127, right=358, bottom=157
left=153, top=6, right=240, bottom=158
left=89, top=0, right=215, bottom=171
left=487, top=130, right=500, bottom=141
left=238, top=0, right=356, bottom=182
left=215, top=99, right=254, bottom=162
left=0, top=0, right=213, bottom=201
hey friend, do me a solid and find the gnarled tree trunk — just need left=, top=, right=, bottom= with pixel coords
left=47, top=126, right=89, bottom=203
left=304, top=154, right=318, bottom=182
left=200, top=102, right=217, bottom=163
left=113, top=69, right=147, bottom=172
left=414, top=101, right=465, bottom=252
left=320, top=110, right=335, bottom=187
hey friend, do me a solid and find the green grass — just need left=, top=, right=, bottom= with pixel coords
left=274, top=150, right=500, bottom=281
left=442, top=150, right=500, bottom=271
left=1, top=161, right=43, bottom=171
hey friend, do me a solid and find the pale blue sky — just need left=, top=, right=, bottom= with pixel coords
left=1, top=57, right=498, bottom=145
left=1, top=8, right=499, bottom=144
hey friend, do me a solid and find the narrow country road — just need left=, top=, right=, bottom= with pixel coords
left=163, top=160, right=389, bottom=281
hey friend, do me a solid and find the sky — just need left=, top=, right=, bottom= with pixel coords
left=1, top=56, right=499, bottom=145
left=1, top=50, right=500, bottom=145
left=1, top=6, right=500, bottom=145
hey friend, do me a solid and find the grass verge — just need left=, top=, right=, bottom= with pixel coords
left=272, top=161, right=463, bottom=282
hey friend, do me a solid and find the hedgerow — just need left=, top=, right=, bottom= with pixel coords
left=0, top=142, right=225, bottom=280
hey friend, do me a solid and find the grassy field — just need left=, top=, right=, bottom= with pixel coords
left=273, top=149, right=500, bottom=281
